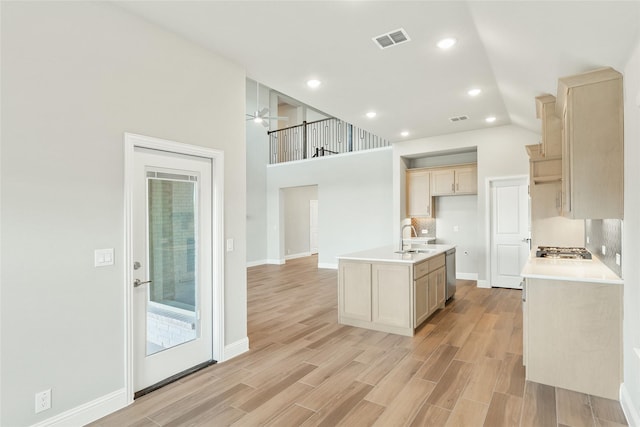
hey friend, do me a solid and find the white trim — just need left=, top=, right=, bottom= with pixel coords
left=620, top=383, right=637, bottom=426
left=477, top=280, right=490, bottom=289
left=456, top=272, right=478, bottom=281
left=246, top=259, right=269, bottom=267
left=30, top=389, right=127, bottom=427
left=123, top=133, right=225, bottom=403
left=318, top=262, right=338, bottom=270
left=222, top=337, right=249, bottom=362
left=266, top=259, right=286, bottom=265
left=285, top=251, right=312, bottom=260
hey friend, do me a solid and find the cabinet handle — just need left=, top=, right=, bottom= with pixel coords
left=456, top=183, right=459, bottom=191
left=451, top=183, right=455, bottom=192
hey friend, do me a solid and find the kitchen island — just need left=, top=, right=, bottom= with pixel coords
left=337, top=244, right=455, bottom=336
left=521, top=254, right=622, bottom=399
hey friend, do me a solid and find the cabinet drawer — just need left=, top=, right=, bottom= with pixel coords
left=430, top=254, right=445, bottom=270
left=414, top=260, right=430, bottom=279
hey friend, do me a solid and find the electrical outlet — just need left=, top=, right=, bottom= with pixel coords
left=453, top=225, right=459, bottom=232
left=35, top=389, right=51, bottom=413
left=586, top=236, right=590, bottom=244
left=601, top=245, right=606, bottom=255
left=421, top=229, right=429, bottom=234
left=616, top=253, right=621, bottom=266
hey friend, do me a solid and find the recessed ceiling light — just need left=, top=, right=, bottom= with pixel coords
left=401, top=131, right=409, bottom=137
left=307, top=79, right=321, bottom=89
left=485, top=116, right=497, bottom=123
left=437, top=37, right=457, bottom=50
left=366, top=111, right=377, bottom=119
left=468, top=88, right=482, bottom=97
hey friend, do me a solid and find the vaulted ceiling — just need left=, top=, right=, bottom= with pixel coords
left=118, top=1, right=639, bottom=142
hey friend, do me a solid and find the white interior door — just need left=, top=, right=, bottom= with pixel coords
left=310, top=199, right=318, bottom=255
left=133, top=146, right=213, bottom=392
left=490, top=177, right=530, bottom=289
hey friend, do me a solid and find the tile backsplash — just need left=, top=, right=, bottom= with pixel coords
left=585, top=219, right=622, bottom=278
left=411, top=217, right=437, bottom=239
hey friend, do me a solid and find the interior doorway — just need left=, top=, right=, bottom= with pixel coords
left=282, top=185, right=319, bottom=260
left=489, top=176, right=530, bottom=289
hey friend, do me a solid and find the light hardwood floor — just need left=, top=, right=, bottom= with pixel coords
left=91, top=255, right=627, bottom=426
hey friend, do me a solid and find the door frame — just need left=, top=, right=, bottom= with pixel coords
left=484, top=175, right=529, bottom=288
left=124, top=133, right=225, bottom=403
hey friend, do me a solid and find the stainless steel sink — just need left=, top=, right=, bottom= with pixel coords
left=394, top=248, right=437, bottom=254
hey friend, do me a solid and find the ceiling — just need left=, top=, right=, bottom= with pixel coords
left=117, top=1, right=639, bottom=142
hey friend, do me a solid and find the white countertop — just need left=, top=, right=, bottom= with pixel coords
left=337, top=244, right=455, bottom=264
left=521, top=254, right=622, bottom=285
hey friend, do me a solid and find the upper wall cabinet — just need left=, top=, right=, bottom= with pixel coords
left=535, top=94, right=562, bottom=158
left=556, top=67, right=623, bottom=219
left=406, top=169, right=433, bottom=217
left=431, top=164, right=477, bottom=196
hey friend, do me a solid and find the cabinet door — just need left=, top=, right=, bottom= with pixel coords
left=454, top=166, right=477, bottom=194
left=339, top=262, right=371, bottom=321
left=406, top=170, right=432, bottom=217
left=372, top=264, right=411, bottom=328
left=427, top=271, right=438, bottom=315
left=414, top=275, right=429, bottom=326
left=435, top=266, right=446, bottom=307
left=431, top=169, right=455, bottom=196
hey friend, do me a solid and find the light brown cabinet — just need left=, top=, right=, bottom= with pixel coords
left=431, top=164, right=477, bottom=196
left=556, top=67, right=623, bottom=219
left=523, top=277, right=622, bottom=399
left=406, top=169, right=432, bottom=217
left=339, top=253, right=446, bottom=336
left=535, top=94, right=562, bottom=158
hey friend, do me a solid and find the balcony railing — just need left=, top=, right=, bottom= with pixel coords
left=267, top=118, right=390, bottom=164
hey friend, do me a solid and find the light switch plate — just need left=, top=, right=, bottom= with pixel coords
left=616, top=253, right=621, bottom=266
left=601, top=245, right=606, bottom=255
left=226, top=238, right=234, bottom=252
left=94, top=249, right=114, bottom=267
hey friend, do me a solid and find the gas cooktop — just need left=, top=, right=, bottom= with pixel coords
left=535, top=246, right=592, bottom=260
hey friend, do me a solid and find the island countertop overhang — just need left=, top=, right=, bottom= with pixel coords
left=337, top=244, right=455, bottom=264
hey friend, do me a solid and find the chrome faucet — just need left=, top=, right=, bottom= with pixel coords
left=400, top=224, right=417, bottom=251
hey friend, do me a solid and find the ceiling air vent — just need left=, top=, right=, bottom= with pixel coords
left=449, top=115, right=469, bottom=122
left=373, top=28, right=411, bottom=49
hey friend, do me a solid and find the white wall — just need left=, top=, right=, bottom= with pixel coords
left=622, top=37, right=640, bottom=424
left=435, top=195, right=479, bottom=277
left=267, top=148, right=393, bottom=268
left=394, top=125, right=538, bottom=284
left=284, top=186, right=318, bottom=257
left=1, top=3, right=246, bottom=425
left=246, top=79, right=270, bottom=266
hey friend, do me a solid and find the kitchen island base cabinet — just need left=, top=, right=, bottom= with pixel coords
left=523, top=278, right=622, bottom=400
left=338, top=253, right=446, bottom=337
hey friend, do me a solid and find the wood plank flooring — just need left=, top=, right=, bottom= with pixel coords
left=91, top=255, right=627, bottom=426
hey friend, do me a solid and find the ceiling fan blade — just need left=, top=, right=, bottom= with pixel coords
left=258, top=107, right=269, bottom=117
left=261, top=120, right=270, bottom=128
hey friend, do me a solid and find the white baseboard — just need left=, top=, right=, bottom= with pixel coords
left=266, top=259, right=285, bottom=265
left=620, top=383, right=637, bottom=426
left=318, top=262, right=337, bottom=270
left=30, top=388, right=128, bottom=427
left=456, top=273, right=478, bottom=281
left=477, top=279, right=490, bottom=289
left=246, top=259, right=268, bottom=267
left=285, top=252, right=311, bottom=260
left=223, top=337, right=249, bottom=362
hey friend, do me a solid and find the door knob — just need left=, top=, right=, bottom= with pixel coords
left=133, top=278, right=152, bottom=287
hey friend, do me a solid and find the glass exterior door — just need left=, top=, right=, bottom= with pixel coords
left=133, top=147, right=213, bottom=392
